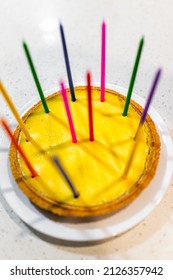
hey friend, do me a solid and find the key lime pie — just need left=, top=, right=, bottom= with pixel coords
left=9, top=86, right=160, bottom=218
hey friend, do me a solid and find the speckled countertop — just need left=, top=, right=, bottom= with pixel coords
left=0, top=0, right=173, bottom=259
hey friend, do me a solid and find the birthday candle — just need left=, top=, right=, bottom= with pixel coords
left=0, top=81, right=32, bottom=142
left=87, top=72, right=94, bottom=141
left=52, top=155, right=79, bottom=198
left=59, top=23, right=76, bottom=102
left=60, top=81, right=77, bottom=143
left=100, top=21, right=106, bottom=102
left=134, top=69, right=161, bottom=140
left=122, top=37, right=144, bottom=116
left=1, top=118, right=38, bottom=177
left=123, top=69, right=161, bottom=177
left=23, top=41, right=50, bottom=113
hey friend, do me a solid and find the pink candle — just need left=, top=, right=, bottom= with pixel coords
left=87, top=72, right=94, bottom=141
left=60, top=82, right=77, bottom=143
left=100, top=21, right=106, bottom=102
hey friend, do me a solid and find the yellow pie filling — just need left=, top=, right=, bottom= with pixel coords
left=10, top=86, right=160, bottom=217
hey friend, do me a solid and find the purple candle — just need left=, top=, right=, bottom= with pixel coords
left=134, top=69, right=161, bottom=140
left=124, top=69, right=161, bottom=177
left=140, top=69, right=161, bottom=124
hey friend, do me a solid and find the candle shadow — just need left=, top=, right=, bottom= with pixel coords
left=35, top=135, right=132, bottom=179
left=2, top=90, right=150, bottom=247
left=42, top=139, right=73, bottom=153
left=19, top=201, right=128, bottom=247
left=78, top=96, right=122, bottom=118
left=90, top=177, right=123, bottom=199
left=96, top=138, right=132, bottom=158
left=48, top=111, right=69, bottom=128
left=76, top=141, right=118, bottom=173
left=0, top=147, right=9, bottom=152
left=0, top=170, right=124, bottom=248
left=28, top=204, right=118, bottom=225
left=3, top=164, right=124, bottom=247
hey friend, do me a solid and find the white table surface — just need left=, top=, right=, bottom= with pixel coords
left=0, top=0, right=173, bottom=260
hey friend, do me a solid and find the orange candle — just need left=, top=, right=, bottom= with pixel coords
left=0, top=81, right=32, bottom=141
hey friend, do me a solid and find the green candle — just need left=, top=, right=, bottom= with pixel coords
left=122, top=37, right=144, bottom=116
left=23, top=41, right=49, bottom=113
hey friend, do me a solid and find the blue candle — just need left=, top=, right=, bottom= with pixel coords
left=59, top=23, right=76, bottom=101
left=52, top=155, right=79, bottom=198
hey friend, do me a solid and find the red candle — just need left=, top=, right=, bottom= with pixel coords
left=1, top=118, right=38, bottom=177
left=86, top=72, right=94, bottom=141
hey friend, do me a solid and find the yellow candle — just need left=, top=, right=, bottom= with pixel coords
left=0, top=81, right=32, bottom=141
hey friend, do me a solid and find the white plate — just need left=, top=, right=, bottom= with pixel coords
left=0, top=84, right=173, bottom=243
